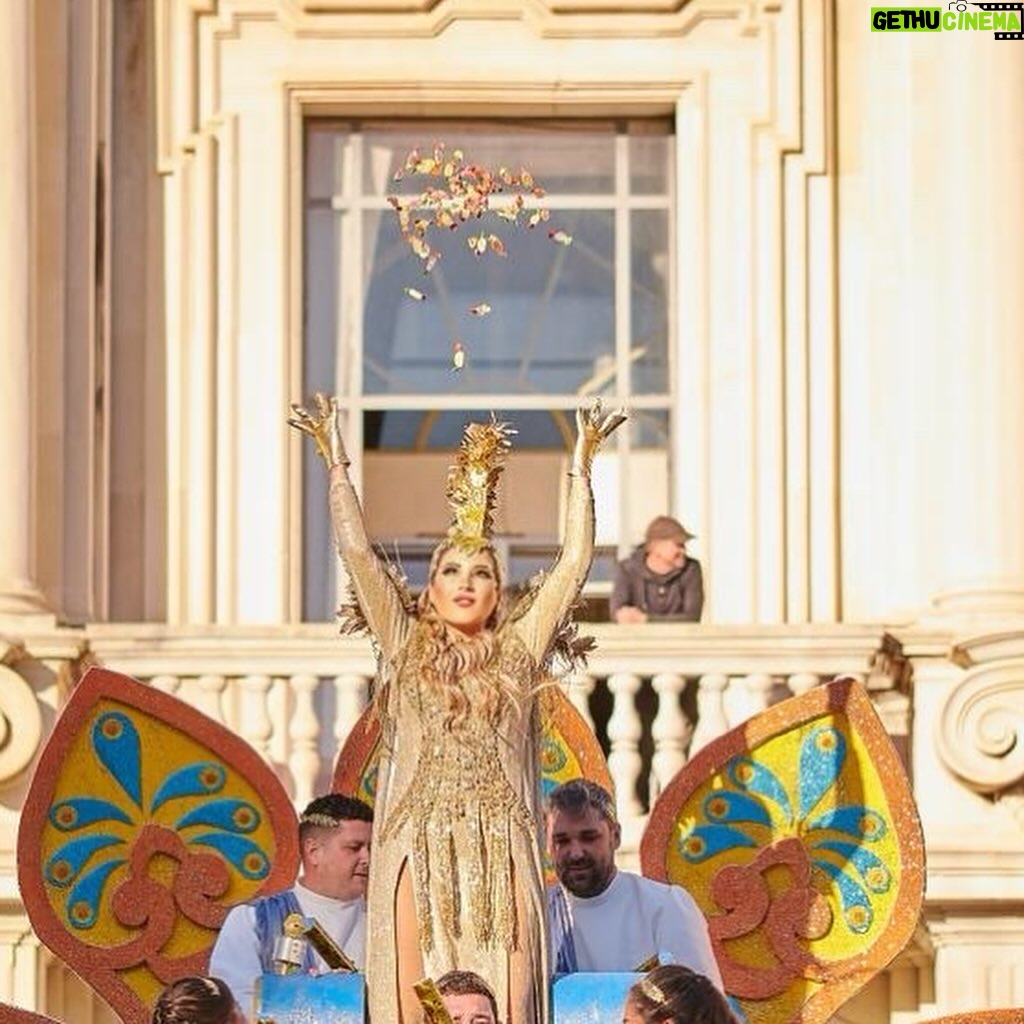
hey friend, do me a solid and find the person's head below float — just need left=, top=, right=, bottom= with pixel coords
left=297, top=793, right=373, bottom=900
left=612, top=515, right=702, bottom=624
left=437, top=970, right=501, bottom=1024
left=152, top=976, right=245, bottom=1024
left=622, top=965, right=737, bottom=1024
left=544, top=778, right=621, bottom=898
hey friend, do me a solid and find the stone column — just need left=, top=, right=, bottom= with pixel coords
left=913, top=28, right=1024, bottom=618
left=839, top=17, right=1024, bottom=622
left=0, top=0, right=48, bottom=617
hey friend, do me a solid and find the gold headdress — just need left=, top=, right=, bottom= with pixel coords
left=445, top=416, right=515, bottom=552
left=637, top=975, right=667, bottom=1005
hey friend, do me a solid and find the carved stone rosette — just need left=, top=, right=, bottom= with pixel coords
left=0, top=662, right=43, bottom=786
left=936, top=659, right=1024, bottom=798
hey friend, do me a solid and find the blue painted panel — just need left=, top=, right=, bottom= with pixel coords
left=552, top=972, right=639, bottom=1024
left=257, top=972, right=365, bottom=1024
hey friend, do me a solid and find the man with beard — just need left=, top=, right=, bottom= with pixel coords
left=544, top=780, right=721, bottom=989
left=209, top=793, right=372, bottom=1020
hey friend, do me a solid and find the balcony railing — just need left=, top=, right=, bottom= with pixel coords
left=74, top=622, right=913, bottom=853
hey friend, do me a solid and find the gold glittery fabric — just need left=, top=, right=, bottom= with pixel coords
left=327, top=465, right=596, bottom=1024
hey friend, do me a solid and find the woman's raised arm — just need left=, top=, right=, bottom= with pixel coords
left=289, top=393, right=409, bottom=657
left=513, top=402, right=626, bottom=663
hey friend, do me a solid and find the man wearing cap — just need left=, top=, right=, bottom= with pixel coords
left=610, top=515, right=704, bottom=624
left=209, top=793, right=372, bottom=1020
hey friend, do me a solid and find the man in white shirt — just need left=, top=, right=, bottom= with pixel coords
left=544, top=779, right=722, bottom=990
left=209, top=793, right=372, bottom=1020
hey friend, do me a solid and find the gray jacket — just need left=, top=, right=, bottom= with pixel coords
left=609, top=547, right=704, bottom=621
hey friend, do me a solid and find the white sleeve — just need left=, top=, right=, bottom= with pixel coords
left=208, top=904, right=262, bottom=1021
left=658, top=885, right=725, bottom=991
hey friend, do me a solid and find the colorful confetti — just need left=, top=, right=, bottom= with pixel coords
left=388, top=144, right=562, bottom=352
left=387, top=143, right=551, bottom=274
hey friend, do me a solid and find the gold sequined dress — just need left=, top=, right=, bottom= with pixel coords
left=328, top=466, right=596, bottom=1024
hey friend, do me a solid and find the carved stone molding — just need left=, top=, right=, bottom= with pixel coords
left=0, top=663, right=43, bottom=785
left=936, top=660, right=1024, bottom=797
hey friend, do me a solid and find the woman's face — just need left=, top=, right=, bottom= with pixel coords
left=428, top=547, right=500, bottom=636
left=622, top=995, right=645, bottom=1024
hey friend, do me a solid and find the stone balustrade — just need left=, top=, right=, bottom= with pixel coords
left=0, top=620, right=950, bottom=1018
left=71, top=622, right=916, bottom=846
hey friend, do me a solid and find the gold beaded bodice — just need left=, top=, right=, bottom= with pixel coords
left=380, top=624, right=537, bottom=953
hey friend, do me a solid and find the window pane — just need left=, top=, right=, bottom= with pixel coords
left=629, top=127, right=672, bottom=195
left=630, top=210, right=671, bottom=395
left=362, top=208, right=615, bottom=395
left=306, top=123, right=350, bottom=201
left=364, top=409, right=573, bottom=450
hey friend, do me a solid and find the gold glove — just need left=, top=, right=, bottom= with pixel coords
left=570, top=399, right=628, bottom=478
left=288, top=392, right=350, bottom=469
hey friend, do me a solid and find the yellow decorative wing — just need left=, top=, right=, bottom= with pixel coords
left=17, top=668, right=300, bottom=1024
left=640, top=679, right=925, bottom=1024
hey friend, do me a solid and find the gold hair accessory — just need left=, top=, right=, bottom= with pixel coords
left=638, top=976, right=667, bottom=1006
left=298, top=811, right=342, bottom=829
left=445, top=416, right=515, bottom=551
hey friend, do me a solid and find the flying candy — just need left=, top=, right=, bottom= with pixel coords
left=451, top=341, right=466, bottom=371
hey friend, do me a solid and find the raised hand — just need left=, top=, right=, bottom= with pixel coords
left=288, top=392, right=349, bottom=468
left=571, top=400, right=628, bottom=477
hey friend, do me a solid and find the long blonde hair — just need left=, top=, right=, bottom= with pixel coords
left=412, top=542, right=526, bottom=730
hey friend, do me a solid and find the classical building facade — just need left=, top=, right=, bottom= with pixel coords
left=1, top=1, right=1022, bottom=1020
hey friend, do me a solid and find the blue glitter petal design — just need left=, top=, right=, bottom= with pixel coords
left=798, top=726, right=846, bottom=818
left=701, top=790, right=772, bottom=828
left=150, top=762, right=226, bottom=812
left=45, top=835, right=124, bottom=888
left=188, top=832, right=270, bottom=879
left=815, top=858, right=874, bottom=933
left=807, top=806, right=887, bottom=842
left=91, top=711, right=143, bottom=809
left=65, top=858, right=126, bottom=930
left=677, top=823, right=758, bottom=863
left=49, top=797, right=135, bottom=832
left=814, top=839, right=892, bottom=893
left=728, top=757, right=793, bottom=823
left=174, top=799, right=261, bottom=834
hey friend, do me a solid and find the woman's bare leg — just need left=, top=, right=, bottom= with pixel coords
left=395, top=859, right=425, bottom=1024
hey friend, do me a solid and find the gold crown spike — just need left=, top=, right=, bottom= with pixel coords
left=445, top=416, right=515, bottom=552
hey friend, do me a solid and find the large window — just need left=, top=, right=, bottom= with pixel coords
left=302, top=119, right=674, bottom=621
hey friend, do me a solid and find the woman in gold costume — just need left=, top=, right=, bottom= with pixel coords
left=290, top=395, right=624, bottom=1024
